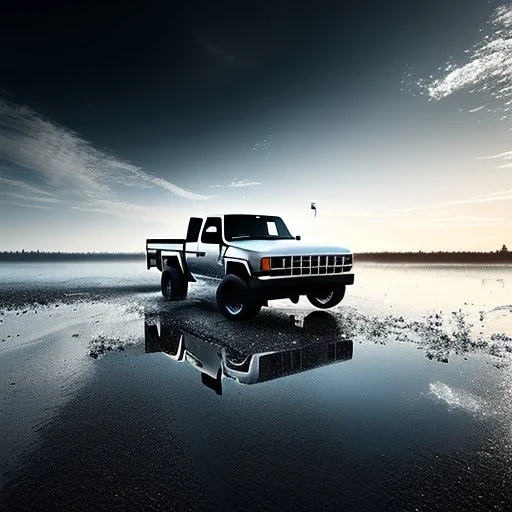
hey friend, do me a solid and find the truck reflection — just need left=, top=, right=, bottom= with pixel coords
left=144, top=311, right=353, bottom=395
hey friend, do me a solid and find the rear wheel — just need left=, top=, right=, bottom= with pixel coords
left=307, top=285, right=346, bottom=309
left=216, top=275, right=261, bottom=321
left=161, top=267, right=188, bottom=300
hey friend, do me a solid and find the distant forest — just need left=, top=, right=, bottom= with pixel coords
left=0, top=251, right=144, bottom=262
left=0, top=249, right=511, bottom=264
left=355, top=251, right=512, bottom=264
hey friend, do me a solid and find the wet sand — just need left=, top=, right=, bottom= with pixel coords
left=1, top=263, right=511, bottom=511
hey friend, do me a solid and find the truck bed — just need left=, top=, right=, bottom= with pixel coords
left=146, top=239, right=205, bottom=274
left=146, top=239, right=186, bottom=270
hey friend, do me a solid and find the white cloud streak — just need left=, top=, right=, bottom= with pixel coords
left=417, top=5, right=512, bottom=126
left=0, top=98, right=213, bottom=219
left=396, top=190, right=512, bottom=213
left=0, top=200, right=54, bottom=210
left=208, top=177, right=262, bottom=188
left=468, top=104, right=487, bottom=113
left=229, top=178, right=261, bottom=187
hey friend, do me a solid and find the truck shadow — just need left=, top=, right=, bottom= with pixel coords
left=144, top=310, right=353, bottom=395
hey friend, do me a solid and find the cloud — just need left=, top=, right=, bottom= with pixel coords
left=208, top=177, right=262, bottom=188
left=477, top=150, right=512, bottom=160
left=396, top=190, right=512, bottom=212
left=0, top=97, right=213, bottom=218
left=477, top=150, right=512, bottom=169
left=0, top=174, right=61, bottom=207
left=229, top=178, right=261, bottom=187
left=468, top=104, right=487, bottom=113
left=0, top=200, right=54, bottom=210
left=416, top=5, right=512, bottom=124
left=406, top=6, right=512, bottom=219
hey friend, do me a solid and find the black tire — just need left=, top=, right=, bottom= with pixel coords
left=216, top=274, right=262, bottom=321
left=307, top=285, right=346, bottom=309
left=161, top=267, right=188, bottom=300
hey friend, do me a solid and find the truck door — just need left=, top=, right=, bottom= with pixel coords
left=196, top=217, right=225, bottom=279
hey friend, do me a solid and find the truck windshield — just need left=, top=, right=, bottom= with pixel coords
left=224, top=215, right=294, bottom=241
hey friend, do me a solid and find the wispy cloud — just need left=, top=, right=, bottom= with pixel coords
left=0, top=200, right=54, bottom=210
left=405, top=6, right=512, bottom=219
left=415, top=5, right=512, bottom=124
left=0, top=97, right=213, bottom=218
left=468, top=104, right=487, bottom=113
left=229, top=178, right=261, bottom=188
left=209, top=177, right=261, bottom=188
left=396, top=190, right=512, bottom=212
left=0, top=174, right=61, bottom=207
left=477, top=150, right=512, bottom=168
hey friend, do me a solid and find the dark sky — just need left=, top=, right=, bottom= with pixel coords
left=1, top=1, right=491, bottom=154
left=1, top=1, right=510, bottom=251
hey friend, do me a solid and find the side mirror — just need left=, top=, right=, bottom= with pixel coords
left=295, top=235, right=301, bottom=241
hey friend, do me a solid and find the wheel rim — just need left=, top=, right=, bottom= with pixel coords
left=224, top=286, right=243, bottom=315
left=316, top=291, right=334, bottom=305
left=225, top=301, right=243, bottom=315
left=166, top=278, right=172, bottom=296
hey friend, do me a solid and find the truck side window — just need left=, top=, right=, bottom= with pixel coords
left=201, top=217, right=222, bottom=244
left=186, top=217, right=203, bottom=242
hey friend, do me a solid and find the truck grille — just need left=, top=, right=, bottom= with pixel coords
left=269, top=254, right=352, bottom=277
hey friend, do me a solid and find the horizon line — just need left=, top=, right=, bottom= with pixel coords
left=0, top=250, right=509, bottom=255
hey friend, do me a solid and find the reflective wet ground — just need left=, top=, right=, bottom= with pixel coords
left=1, top=262, right=511, bottom=511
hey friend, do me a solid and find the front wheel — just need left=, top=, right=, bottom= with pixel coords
left=307, top=285, right=346, bottom=309
left=216, top=275, right=262, bottom=321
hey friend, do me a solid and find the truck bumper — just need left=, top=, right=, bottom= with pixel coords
left=248, top=274, right=354, bottom=300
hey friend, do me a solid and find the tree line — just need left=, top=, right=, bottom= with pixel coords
left=355, top=250, right=512, bottom=263
left=0, top=249, right=510, bottom=263
left=0, top=251, right=144, bottom=262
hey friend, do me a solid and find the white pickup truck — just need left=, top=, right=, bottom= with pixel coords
left=146, top=214, right=354, bottom=320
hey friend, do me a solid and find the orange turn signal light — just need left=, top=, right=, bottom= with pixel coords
left=260, top=257, right=271, bottom=271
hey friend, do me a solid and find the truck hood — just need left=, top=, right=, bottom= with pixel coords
left=226, top=239, right=351, bottom=255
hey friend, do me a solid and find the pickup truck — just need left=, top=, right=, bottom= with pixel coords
left=146, top=214, right=354, bottom=320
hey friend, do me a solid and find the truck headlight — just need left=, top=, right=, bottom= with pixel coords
left=260, top=257, right=271, bottom=271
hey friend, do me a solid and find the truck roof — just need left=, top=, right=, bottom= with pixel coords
left=201, top=213, right=281, bottom=218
